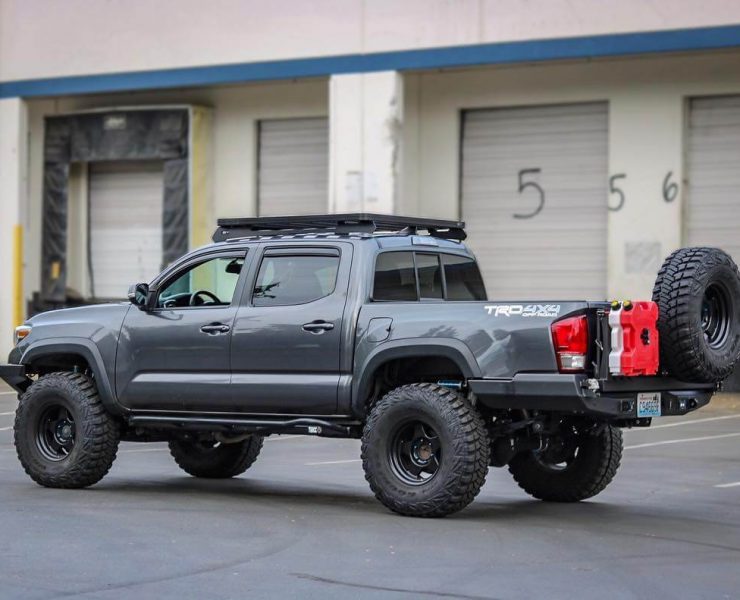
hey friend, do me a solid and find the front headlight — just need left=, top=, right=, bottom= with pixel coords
left=14, top=325, right=31, bottom=345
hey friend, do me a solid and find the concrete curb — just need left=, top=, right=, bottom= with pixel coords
left=709, top=393, right=740, bottom=411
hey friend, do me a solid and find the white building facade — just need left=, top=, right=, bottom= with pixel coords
left=2, top=0, right=740, bottom=360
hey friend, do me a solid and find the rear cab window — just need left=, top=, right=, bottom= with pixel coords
left=442, top=254, right=487, bottom=301
left=373, top=251, right=486, bottom=302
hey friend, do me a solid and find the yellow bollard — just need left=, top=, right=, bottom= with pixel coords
left=13, top=224, right=23, bottom=327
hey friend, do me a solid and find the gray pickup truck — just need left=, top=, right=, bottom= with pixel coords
left=2, top=214, right=739, bottom=517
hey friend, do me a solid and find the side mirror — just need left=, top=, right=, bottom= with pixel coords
left=127, top=283, right=150, bottom=310
left=225, top=258, right=243, bottom=275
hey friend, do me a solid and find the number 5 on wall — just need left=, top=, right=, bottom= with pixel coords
left=514, top=168, right=544, bottom=219
left=608, top=173, right=626, bottom=212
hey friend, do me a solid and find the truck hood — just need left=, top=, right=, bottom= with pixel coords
left=10, top=303, right=131, bottom=364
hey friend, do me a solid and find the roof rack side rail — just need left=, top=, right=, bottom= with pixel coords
left=212, top=213, right=466, bottom=242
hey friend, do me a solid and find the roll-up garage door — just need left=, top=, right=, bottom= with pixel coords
left=258, top=117, right=329, bottom=216
left=461, top=103, right=609, bottom=300
left=89, top=161, right=164, bottom=298
left=687, top=96, right=740, bottom=263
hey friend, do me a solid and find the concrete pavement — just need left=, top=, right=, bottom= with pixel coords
left=1, top=384, right=739, bottom=599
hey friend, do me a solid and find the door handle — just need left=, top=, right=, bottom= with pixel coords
left=200, top=323, right=230, bottom=334
left=302, top=321, right=335, bottom=334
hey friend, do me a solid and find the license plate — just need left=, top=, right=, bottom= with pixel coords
left=637, top=392, right=662, bottom=418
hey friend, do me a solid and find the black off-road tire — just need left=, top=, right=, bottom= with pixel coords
left=652, top=247, right=740, bottom=383
left=508, top=424, right=622, bottom=502
left=169, top=436, right=263, bottom=479
left=14, top=372, right=120, bottom=488
left=361, top=383, right=490, bottom=518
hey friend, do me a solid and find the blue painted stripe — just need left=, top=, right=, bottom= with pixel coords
left=2, top=24, right=740, bottom=98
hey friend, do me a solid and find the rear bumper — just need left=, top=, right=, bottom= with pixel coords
left=0, top=364, right=29, bottom=394
left=469, top=374, right=715, bottom=419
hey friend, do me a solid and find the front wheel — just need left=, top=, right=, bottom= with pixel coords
left=169, top=436, right=263, bottom=479
left=14, top=372, right=120, bottom=488
left=361, top=383, right=490, bottom=518
left=508, top=423, right=622, bottom=502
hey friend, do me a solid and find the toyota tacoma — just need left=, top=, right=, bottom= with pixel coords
left=2, top=214, right=739, bottom=517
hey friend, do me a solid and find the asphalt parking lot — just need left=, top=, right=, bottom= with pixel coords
left=1, top=384, right=739, bottom=600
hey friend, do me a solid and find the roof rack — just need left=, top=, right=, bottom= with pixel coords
left=212, top=213, right=467, bottom=242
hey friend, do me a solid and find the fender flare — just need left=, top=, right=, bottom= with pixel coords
left=21, top=339, right=126, bottom=416
left=351, top=338, right=481, bottom=417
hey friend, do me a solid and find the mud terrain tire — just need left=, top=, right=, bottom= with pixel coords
left=652, top=247, right=740, bottom=383
left=169, top=436, right=263, bottom=478
left=361, top=383, right=490, bottom=518
left=14, top=372, right=120, bottom=488
left=509, top=424, right=622, bottom=502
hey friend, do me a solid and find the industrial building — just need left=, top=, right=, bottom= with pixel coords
left=1, top=0, right=740, bottom=375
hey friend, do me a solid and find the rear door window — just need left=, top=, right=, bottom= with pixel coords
left=253, top=253, right=340, bottom=306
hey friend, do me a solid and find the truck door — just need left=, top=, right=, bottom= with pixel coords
left=229, top=243, right=352, bottom=414
left=116, top=249, right=250, bottom=411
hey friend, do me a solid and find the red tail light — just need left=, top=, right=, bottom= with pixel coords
left=551, top=315, right=589, bottom=373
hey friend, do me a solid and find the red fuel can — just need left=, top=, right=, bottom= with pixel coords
left=608, top=301, right=660, bottom=377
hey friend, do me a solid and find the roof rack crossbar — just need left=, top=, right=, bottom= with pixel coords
left=212, top=213, right=466, bottom=242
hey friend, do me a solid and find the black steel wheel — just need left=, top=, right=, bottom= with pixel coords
left=389, top=419, right=441, bottom=486
left=361, top=383, right=489, bottom=518
left=15, top=372, right=120, bottom=488
left=701, top=283, right=731, bottom=350
left=35, top=404, right=76, bottom=462
left=532, top=429, right=580, bottom=472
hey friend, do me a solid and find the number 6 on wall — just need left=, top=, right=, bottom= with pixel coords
left=663, top=171, right=679, bottom=203
left=514, top=168, right=544, bottom=219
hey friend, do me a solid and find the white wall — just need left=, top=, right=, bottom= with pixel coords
left=0, top=97, right=27, bottom=355
left=10, top=47, right=740, bottom=347
left=329, top=71, right=402, bottom=214
left=3, top=0, right=740, bottom=81
left=23, top=79, right=328, bottom=300
left=400, top=50, right=740, bottom=299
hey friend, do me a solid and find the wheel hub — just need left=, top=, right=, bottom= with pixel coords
left=55, top=421, right=74, bottom=444
left=412, top=440, right=433, bottom=463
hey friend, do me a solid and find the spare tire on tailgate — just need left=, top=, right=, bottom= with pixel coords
left=652, top=247, right=740, bottom=383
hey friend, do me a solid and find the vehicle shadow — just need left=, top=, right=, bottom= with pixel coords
left=72, top=475, right=738, bottom=539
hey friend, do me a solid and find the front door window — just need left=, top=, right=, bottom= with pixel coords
left=158, top=256, right=244, bottom=308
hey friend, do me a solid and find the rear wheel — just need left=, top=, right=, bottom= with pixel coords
left=14, top=372, right=120, bottom=488
left=361, top=383, right=490, bottom=518
left=508, top=424, right=622, bottom=502
left=169, top=436, right=263, bottom=479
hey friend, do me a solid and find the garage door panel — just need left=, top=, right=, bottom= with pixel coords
left=258, top=117, right=328, bottom=216
left=687, top=96, right=740, bottom=263
left=89, top=161, right=164, bottom=299
left=462, top=102, right=608, bottom=300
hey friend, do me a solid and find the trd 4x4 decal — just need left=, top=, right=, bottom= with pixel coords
left=484, top=304, right=561, bottom=317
